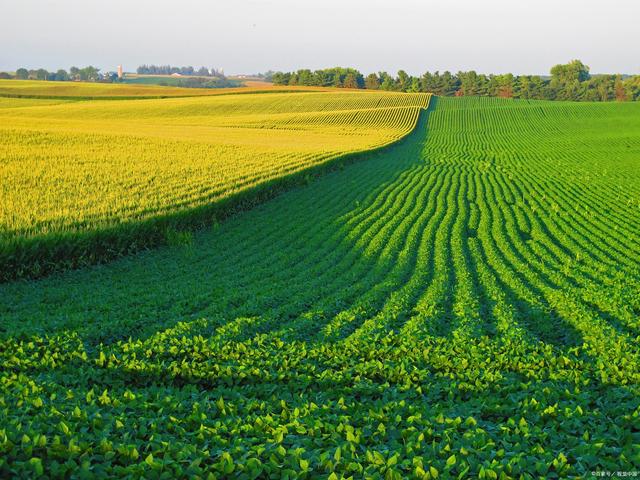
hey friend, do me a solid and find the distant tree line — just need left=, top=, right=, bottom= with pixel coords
left=1, top=66, right=116, bottom=82
left=0, top=64, right=230, bottom=85
left=136, top=65, right=225, bottom=77
left=271, top=60, right=640, bottom=101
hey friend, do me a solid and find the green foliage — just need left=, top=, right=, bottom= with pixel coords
left=272, top=60, right=640, bottom=101
left=272, top=67, right=365, bottom=89
left=164, top=228, right=194, bottom=248
left=1, top=97, right=640, bottom=478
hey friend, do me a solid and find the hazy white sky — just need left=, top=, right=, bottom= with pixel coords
left=2, top=0, right=638, bottom=75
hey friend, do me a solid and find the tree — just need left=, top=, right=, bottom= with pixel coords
left=396, top=70, right=410, bottom=91
left=615, top=75, right=627, bottom=101
left=550, top=60, right=590, bottom=100
left=551, top=59, right=590, bottom=84
left=439, top=71, right=460, bottom=96
left=624, top=76, right=640, bottom=101
left=35, top=68, right=49, bottom=80
left=332, top=72, right=342, bottom=87
left=79, top=66, right=99, bottom=81
left=459, top=71, right=481, bottom=96
left=296, top=69, right=314, bottom=86
left=271, top=72, right=289, bottom=85
left=343, top=73, right=359, bottom=89
left=493, top=73, right=514, bottom=98
left=365, top=73, right=380, bottom=90
left=15, top=68, right=28, bottom=80
left=314, top=70, right=332, bottom=87
left=379, top=72, right=395, bottom=91
left=54, top=69, right=69, bottom=81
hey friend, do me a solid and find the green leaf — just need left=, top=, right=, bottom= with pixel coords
left=29, top=458, right=44, bottom=476
left=59, top=421, right=70, bottom=435
left=334, top=447, right=341, bottom=463
left=446, top=455, right=456, bottom=468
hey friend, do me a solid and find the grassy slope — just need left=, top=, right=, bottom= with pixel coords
left=1, top=97, right=639, bottom=477
left=0, top=90, right=429, bottom=280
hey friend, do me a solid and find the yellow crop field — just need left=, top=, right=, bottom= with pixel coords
left=0, top=79, right=343, bottom=99
left=0, top=83, right=430, bottom=279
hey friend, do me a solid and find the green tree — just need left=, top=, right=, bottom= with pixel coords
left=343, top=73, right=359, bottom=89
left=615, top=75, right=627, bottom=101
left=79, top=66, right=99, bottom=81
left=365, top=73, right=380, bottom=90
left=439, top=71, right=460, bottom=96
left=296, top=69, right=314, bottom=86
left=15, top=68, right=29, bottom=80
left=396, top=70, right=410, bottom=91
left=378, top=72, right=395, bottom=91
left=624, top=76, right=640, bottom=101
left=54, top=69, right=69, bottom=81
left=492, top=73, right=514, bottom=98
left=458, top=71, right=481, bottom=96
left=551, top=59, right=590, bottom=84
left=271, top=72, right=289, bottom=85
left=314, top=70, right=332, bottom=87
left=550, top=60, right=590, bottom=100
left=408, top=77, right=420, bottom=92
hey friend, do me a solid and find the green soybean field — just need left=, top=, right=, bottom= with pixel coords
left=1, top=97, right=640, bottom=478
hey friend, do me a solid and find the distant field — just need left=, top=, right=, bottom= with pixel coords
left=1, top=97, right=639, bottom=478
left=122, top=75, right=243, bottom=88
left=121, top=76, right=202, bottom=86
left=0, top=85, right=430, bottom=279
left=0, top=79, right=324, bottom=99
left=0, top=79, right=227, bottom=98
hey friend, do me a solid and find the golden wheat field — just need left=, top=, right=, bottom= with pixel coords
left=0, top=81, right=430, bottom=278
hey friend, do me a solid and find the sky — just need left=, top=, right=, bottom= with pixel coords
left=2, top=0, right=639, bottom=76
